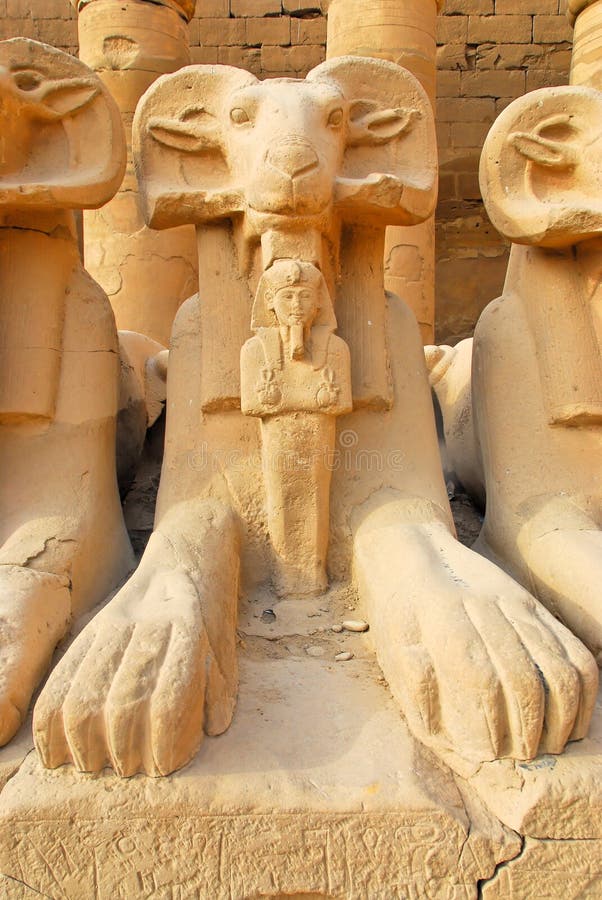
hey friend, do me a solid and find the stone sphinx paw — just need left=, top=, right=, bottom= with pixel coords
left=33, top=566, right=237, bottom=777
left=395, top=581, right=598, bottom=766
left=0, top=566, right=71, bottom=746
left=357, top=522, right=599, bottom=769
left=520, top=525, right=602, bottom=663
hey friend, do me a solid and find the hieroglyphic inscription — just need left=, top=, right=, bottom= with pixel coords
left=0, top=812, right=486, bottom=899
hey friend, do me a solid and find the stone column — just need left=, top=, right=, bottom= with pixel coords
left=72, top=0, right=199, bottom=346
left=326, top=0, right=443, bottom=344
left=570, top=0, right=602, bottom=87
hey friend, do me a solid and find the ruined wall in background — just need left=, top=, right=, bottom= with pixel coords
left=2, top=0, right=573, bottom=341
left=435, top=0, right=572, bottom=341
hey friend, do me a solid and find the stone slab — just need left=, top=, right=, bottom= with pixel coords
left=0, top=640, right=519, bottom=899
left=3, top=593, right=602, bottom=898
left=0, top=715, right=33, bottom=794
left=482, top=836, right=602, bottom=899
left=468, top=690, right=602, bottom=840
left=0, top=874, right=38, bottom=898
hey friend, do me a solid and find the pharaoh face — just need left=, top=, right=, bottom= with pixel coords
left=268, top=283, right=320, bottom=329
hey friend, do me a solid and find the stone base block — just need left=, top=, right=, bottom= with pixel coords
left=482, top=836, right=602, bottom=899
left=469, top=692, right=602, bottom=841
left=0, top=650, right=518, bottom=898
left=1, top=591, right=602, bottom=899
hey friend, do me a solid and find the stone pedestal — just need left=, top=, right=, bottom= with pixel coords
left=1, top=592, right=602, bottom=897
left=474, top=694, right=602, bottom=897
left=327, top=0, right=443, bottom=343
left=0, top=655, right=516, bottom=897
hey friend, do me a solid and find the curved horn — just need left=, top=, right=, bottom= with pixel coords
left=479, top=85, right=602, bottom=247
left=133, top=64, right=258, bottom=229
left=0, top=38, right=125, bottom=211
left=308, top=56, right=438, bottom=227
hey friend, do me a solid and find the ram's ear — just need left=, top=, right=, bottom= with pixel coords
left=134, top=65, right=259, bottom=229
left=480, top=85, right=602, bottom=247
left=0, top=38, right=126, bottom=212
left=308, top=56, right=437, bottom=227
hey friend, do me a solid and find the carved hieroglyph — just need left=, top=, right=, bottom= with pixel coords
left=470, top=0, right=602, bottom=664
left=0, top=38, right=134, bottom=748
left=71, top=0, right=198, bottom=345
left=34, top=58, right=597, bottom=779
left=327, top=0, right=443, bottom=344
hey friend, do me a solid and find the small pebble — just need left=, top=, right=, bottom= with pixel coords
left=261, top=609, right=276, bottom=624
left=305, top=645, right=326, bottom=658
left=342, top=620, right=369, bottom=633
left=331, top=624, right=343, bottom=633
left=335, top=651, right=354, bottom=662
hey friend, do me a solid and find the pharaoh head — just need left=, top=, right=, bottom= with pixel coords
left=252, top=260, right=337, bottom=333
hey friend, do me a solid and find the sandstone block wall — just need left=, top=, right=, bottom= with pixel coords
left=1, top=0, right=574, bottom=340
left=435, top=0, right=573, bottom=341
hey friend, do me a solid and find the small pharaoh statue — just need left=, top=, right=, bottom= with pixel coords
left=241, top=260, right=352, bottom=596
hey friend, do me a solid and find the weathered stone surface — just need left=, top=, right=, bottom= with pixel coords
left=469, top=691, right=602, bottom=840
left=6, top=644, right=602, bottom=896
left=241, top=261, right=352, bottom=597
left=0, top=650, right=520, bottom=897
left=31, top=52, right=597, bottom=790
left=327, top=0, right=439, bottom=343
left=0, top=717, right=33, bottom=794
left=568, top=0, right=600, bottom=25
left=75, top=0, right=199, bottom=345
left=0, top=874, right=38, bottom=898
left=426, top=339, right=484, bottom=505
left=433, top=2, right=602, bottom=670
left=0, top=37, right=134, bottom=751
left=482, top=836, right=602, bottom=898
left=472, top=23, right=602, bottom=662
left=3, top=0, right=581, bottom=340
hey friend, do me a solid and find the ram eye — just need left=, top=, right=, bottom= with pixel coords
left=230, top=107, right=250, bottom=125
left=327, top=108, right=344, bottom=128
left=13, top=70, right=42, bottom=92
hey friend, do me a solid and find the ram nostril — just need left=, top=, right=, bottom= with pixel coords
left=266, top=142, right=319, bottom=178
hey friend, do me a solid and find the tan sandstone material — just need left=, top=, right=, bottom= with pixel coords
left=27, top=54, right=597, bottom=788
left=472, top=0, right=602, bottom=666
left=0, top=17, right=600, bottom=898
left=72, top=0, right=198, bottom=345
left=0, top=38, right=134, bottom=749
left=327, top=0, right=442, bottom=344
left=0, top=640, right=521, bottom=896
